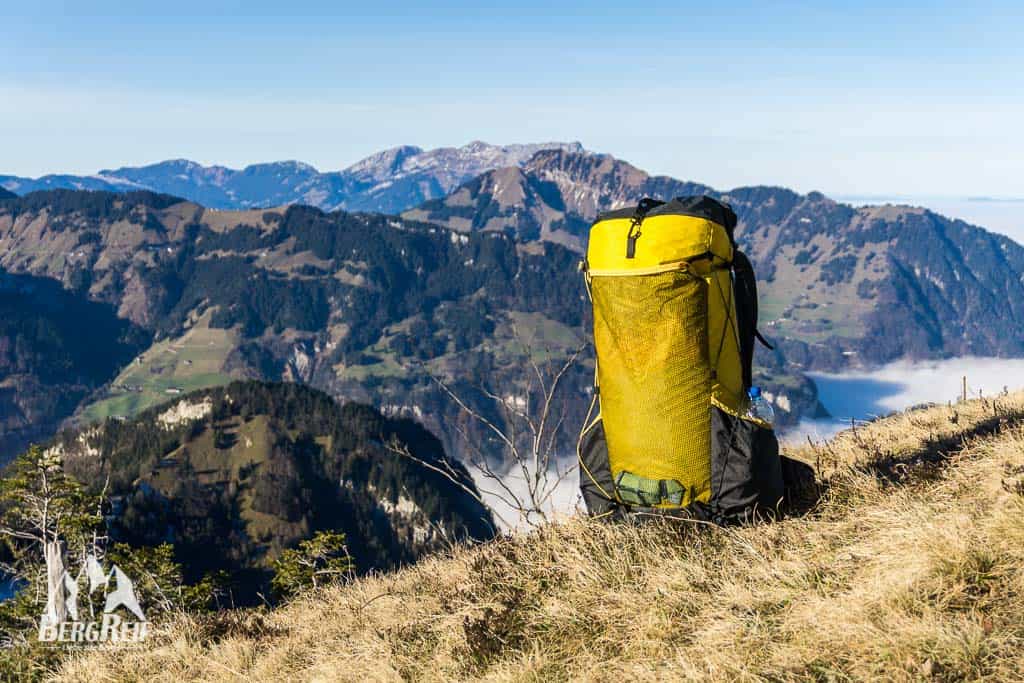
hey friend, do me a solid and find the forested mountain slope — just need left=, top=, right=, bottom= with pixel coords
left=0, top=190, right=606, bottom=463
left=0, top=270, right=146, bottom=459
left=50, top=380, right=494, bottom=598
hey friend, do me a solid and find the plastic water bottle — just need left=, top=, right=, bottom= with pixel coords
left=747, top=386, right=775, bottom=426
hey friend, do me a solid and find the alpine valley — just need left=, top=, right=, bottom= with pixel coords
left=3, top=141, right=1024, bottom=499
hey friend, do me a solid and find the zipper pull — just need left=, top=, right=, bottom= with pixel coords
left=625, top=197, right=660, bottom=259
left=626, top=219, right=641, bottom=258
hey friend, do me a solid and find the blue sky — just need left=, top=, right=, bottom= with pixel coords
left=2, top=1, right=1023, bottom=196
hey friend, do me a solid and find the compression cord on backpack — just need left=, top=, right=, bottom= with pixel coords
left=755, top=329, right=774, bottom=350
left=711, top=271, right=743, bottom=386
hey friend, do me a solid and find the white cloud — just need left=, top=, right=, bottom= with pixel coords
left=789, top=357, right=1024, bottom=444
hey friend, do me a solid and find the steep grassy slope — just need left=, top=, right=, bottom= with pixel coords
left=59, top=393, right=1024, bottom=681
left=77, top=310, right=238, bottom=422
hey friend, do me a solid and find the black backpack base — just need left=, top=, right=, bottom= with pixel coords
left=580, top=409, right=795, bottom=525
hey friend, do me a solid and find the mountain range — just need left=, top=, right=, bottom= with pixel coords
left=409, top=149, right=1024, bottom=367
left=2, top=143, right=1023, bottom=467
left=0, top=141, right=583, bottom=214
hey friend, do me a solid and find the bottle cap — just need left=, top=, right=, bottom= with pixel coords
left=748, top=386, right=762, bottom=399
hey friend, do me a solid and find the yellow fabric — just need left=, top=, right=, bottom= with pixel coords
left=587, top=214, right=733, bottom=275
left=586, top=211, right=744, bottom=508
left=590, top=270, right=712, bottom=505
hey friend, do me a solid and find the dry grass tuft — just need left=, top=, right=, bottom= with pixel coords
left=57, top=394, right=1024, bottom=681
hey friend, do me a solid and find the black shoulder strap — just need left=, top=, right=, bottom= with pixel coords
left=731, top=250, right=773, bottom=390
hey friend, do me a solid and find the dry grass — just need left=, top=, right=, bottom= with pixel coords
left=57, top=394, right=1024, bottom=682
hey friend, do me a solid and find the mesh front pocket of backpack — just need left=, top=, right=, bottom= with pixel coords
left=591, top=269, right=713, bottom=506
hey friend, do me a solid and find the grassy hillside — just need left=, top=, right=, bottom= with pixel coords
left=58, top=393, right=1024, bottom=681
left=78, top=310, right=239, bottom=422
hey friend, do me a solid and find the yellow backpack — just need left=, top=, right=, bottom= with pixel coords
left=578, top=196, right=783, bottom=522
